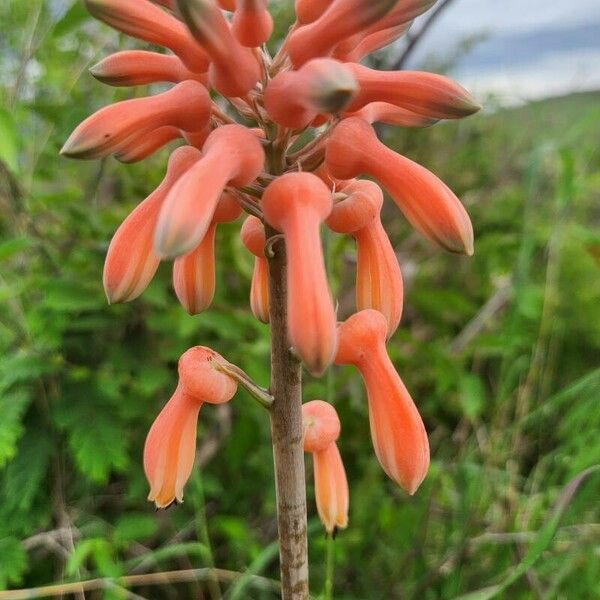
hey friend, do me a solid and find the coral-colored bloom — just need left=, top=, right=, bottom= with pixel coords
left=173, top=192, right=242, bottom=315
left=262, top=173, right=337, bottom=375
left=175, top=0, right=261, bottom=96
left=114, top=126, right=182, bottom=164
left=325, top=117, right=474, bottom=255
left=155, top=124, right=264, bottom=258
left=287, top=0, right=396, bottom=67
left=335, top=309, right=429, bottom=494
left=90, top=50, right=208, bottom=87
left=327, top=180, right=403, bottom=337
left=144, top=346, right=237, bottom=508
left=240, top=216, right=270, bottom=323
left=232, top=0, right=273, bottom=47
left=84, top=0, right=209, bottom=73
left=334, top=24, right=409, bottom=62
left=103, top=146, right=201, bottom=304
left=60, top=81, right=210, bottom=160
left=302, top=400, right=349, bottom=534
left=346, top=64, right=481, bottom=120
left=265, top=58, right=357, bottom=129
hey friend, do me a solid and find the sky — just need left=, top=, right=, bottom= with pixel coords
left=405, top=0, right=600, bottom=105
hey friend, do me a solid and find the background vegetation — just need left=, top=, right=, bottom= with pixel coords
left=1, top=1, right=599, bottom=598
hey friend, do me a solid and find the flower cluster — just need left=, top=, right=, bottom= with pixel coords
left=63, top=0, right=479, bottom=530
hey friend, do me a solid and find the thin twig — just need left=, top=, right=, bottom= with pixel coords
left=0, top=568, right=280, bottom=600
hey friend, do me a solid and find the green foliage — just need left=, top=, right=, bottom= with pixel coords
left=1, top=1, right=599, bottom=598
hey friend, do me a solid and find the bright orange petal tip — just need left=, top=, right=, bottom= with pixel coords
left=60, top=80, right=210, bottom=160
left=114, top=126, right=182, bottom=164
left=287, top=0, right=396, bottom=68
left=325, top=117, right=474, bottom=256
left=175, top=0, right=260, bottom=97
left=144, top=386, right=201, bottom=508
left=334, top=310, right=429, bottom=495
left=262, top=173, right=337, bottom=376
left=172, top=193, right=241, bottom=315
left=89, top=50, right=208, bottom=87
left=302, top=400, right=348, bottom=533
left=155, top=123, right=264, bottom=259
left=264, top=58, right=357, bottom=129
left=232, top=0, right=273, bottom=47
left=84, top=0, right=210, bottom=73
left=103, top=146, right=201, bottom=304
left=347, top=64, right=481, bottom=119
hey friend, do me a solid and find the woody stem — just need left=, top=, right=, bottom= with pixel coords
left=266, top=221, right=309, bottom=599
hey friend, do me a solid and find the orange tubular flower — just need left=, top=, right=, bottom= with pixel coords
left=232, top=0, right=273, bottom=47
left=346, top=102, right=438, bottom=128
left=325, top=117, right=474, bottom=255
left=261, top=173, right=337, bottom=375
left=335, top=309, right=429, bottom=494
left=287, top=0, right=396, bottom=67
left=175, top=0, right=260, bottom=97
left=264, top=58, right=357, bottom=129
left=346, top=64, right=481, bottom=120
left=327, top=180, right=403, bottom=337
left=84, top=0, right=209, bottom=73
left=302, top=400, right=349, bottom=534
left=240, top=216, right=270, bottom=324
left=60, top=80, right=211, bottom=160
left=155, top=123, right=264, bottom=259
left=173, top=192, right=242, bottom=315
left=103, top=146, right=201, bottom=304
left=144, top=346, right=237, bottom=508
left=90, top=50, right=208, bottom=87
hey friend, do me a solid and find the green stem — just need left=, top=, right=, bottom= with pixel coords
left=324, top=534, right=335, bottom=600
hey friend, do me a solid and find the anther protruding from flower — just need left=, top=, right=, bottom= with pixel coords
left=327, top=180, right=403, bottom=337
left=84, top=0, right=210, bottom=73
left=334, top=309, right=429, bottom=494
left=240, top=216, right=270, bottom=324
left=155, top=123, right=264, bottom=258
left=346, top=102, right=438, bottom=129
left=144, top=346, right=237, bottom=508
left=262, top=173, right=337, bottom=375
left=325, top=117, right=474, bottom=255
left=103, top=146, right=202, bottom=304
left=232, top=0, right=273, bottom=48
left=346, top=64, right=481, bottom=120
left=264, top=58, right=358, bottom=129
left=294, top=0, right=332, bottom=24
left=287, top=0, right=396, bottom=68
left=90, top=50, right=208, bottom=87
left=175, top=0, right=261, bottom=97
left=60, top=80, right=211, bottom=160
left=302, top=400, right=349, bottom=534
left=173, top=192, right=242, bottom=315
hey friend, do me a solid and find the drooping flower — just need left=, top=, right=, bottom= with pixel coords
left=325, top=117, right=474, bottom=255
left=335, top=309, right=429, bottom=494
left=144, top=346, right=237, bottom=508
left=262, top=173, right=337, bottom=375
left=240, top=215, right=270, bottom=323
left=302, top=400, right=349, bottom=534
left=327, top=179, right=403, bottom=337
